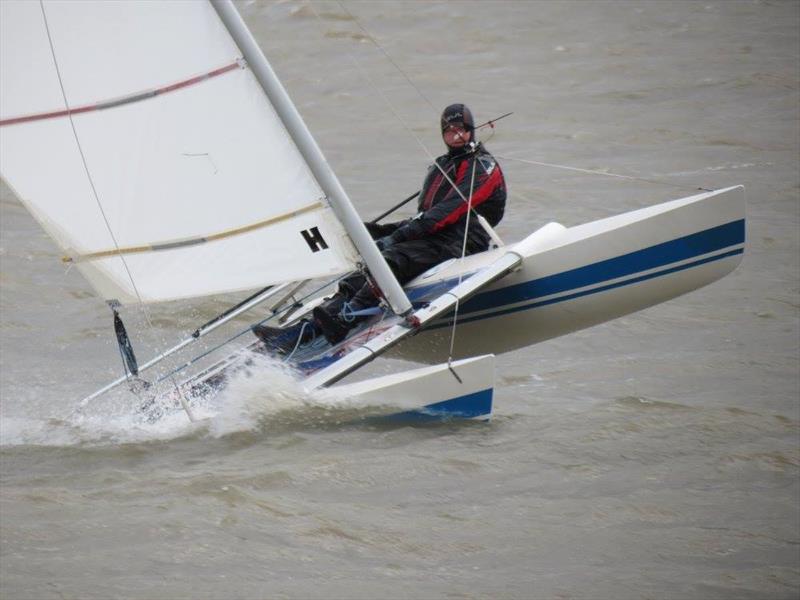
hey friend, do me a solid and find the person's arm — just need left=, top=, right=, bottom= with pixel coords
left=384, top=153, right=504, bottom=244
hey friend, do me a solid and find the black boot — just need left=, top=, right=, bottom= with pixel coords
left=252, top=319, right=317, bottom=355
left=308, top=292, right=352, bottom=345
left=312, top=306, right=351, bottom=345
left=312, top=290, right=378, bottom=345
left=313, top=278, right=384, bottom=345
left=338, top=273, right=367, bottom=300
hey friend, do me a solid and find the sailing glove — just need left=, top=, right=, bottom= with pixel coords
left=364, top=221, right=403, bottom=239
left=375, top=236, right=393, bottom=251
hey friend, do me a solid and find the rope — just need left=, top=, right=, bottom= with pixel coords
left=341, top=301, right=359, bottom=323
left=335, top=1, right=440, bottom=117
left=39, top=1, right=191, bottom=420
left=446, top=157, right=479, bottom=367
left=283, top=320, right=315, bottom=363
left=308, top=1, right=718, bottom=202
left=309, top=3, right=465, bottom=191
left=495, top=154, right=712, bottom=193
left=326, top=3, right=714, bottom=198
left=340, top=303, right=383, bottom=323
left=308, top=3, right=437, bottom=163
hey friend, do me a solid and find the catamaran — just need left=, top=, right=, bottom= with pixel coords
left=0, top=0, right=745, bottom=422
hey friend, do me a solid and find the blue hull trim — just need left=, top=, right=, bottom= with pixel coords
left=433, top=247, right=744, bottom=329
left=382, top=388, right=493, bottom=422
left=412, top=219, right=745, bottom=328
left=462, top=220, right=744, bottom=314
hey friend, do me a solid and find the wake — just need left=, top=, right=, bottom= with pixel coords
left=0, top=354, right=384, bottom=448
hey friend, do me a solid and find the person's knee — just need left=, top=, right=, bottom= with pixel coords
left=381, top=251, right=406, bottom=277
left=351, top=283, right=378, bottom=310
left=338, top=273, right=366, bottom=298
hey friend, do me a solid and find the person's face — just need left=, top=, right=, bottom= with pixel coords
left=442, top=124, right=471, bottom=148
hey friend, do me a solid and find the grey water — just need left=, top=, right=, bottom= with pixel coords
left=1, top=1, right=798, bottom=599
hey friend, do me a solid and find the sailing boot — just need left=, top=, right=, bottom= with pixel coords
left=312, top=287, right=375, bottom=346
left=310, top=291, right=353, bottom=345
left=252, top=319, right=317, bottom=355
left=338, top=272, right=367, bottom=301
left=312, top=305, right=351, bottom=345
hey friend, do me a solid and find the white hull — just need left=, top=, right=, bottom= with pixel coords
left=395, top=186, right=745, bottom=361
left=315, top=355, right=495, bottom=421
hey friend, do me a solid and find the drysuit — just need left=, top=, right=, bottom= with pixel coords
left=332, top=142, right=507, bottom=323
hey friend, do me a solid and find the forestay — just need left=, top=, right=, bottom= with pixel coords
left=0, top=0, right=359, bottom=304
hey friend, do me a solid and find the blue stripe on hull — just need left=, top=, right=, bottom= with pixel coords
left=456, top=220, right=743, bottom=313
left=412, top=219, right=745, bottom=327
left=381, top=388, right=493, bottom=422
left=435, top=247, right=744, bottom=328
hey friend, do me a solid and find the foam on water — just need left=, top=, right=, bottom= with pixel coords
left=0, top=400, right=209, bottom=448
left=0, top=352, right=398, bottom=447
left=205, top=354, right=319, bottom=438
left=204, top=354, right=412, bottom=437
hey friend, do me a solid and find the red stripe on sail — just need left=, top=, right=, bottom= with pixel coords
left=0, top=60, right=241, bottom=127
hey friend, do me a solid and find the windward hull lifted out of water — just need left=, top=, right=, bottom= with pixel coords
left=397, top=185, right=745, bottom=362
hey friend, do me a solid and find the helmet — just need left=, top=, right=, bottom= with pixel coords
left=440, top=103, right=475, bottom=135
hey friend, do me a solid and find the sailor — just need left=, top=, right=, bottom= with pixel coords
left=254, top=103, right=507, bottom=353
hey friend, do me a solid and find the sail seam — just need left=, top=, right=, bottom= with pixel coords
left=0, top=60, right=242, bottom=127
left=63, top=201, right=325, bottom=263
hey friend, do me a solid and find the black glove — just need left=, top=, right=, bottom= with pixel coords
left=375, top=236, right=393, bottom=251
left=364, top=221, right=392, bottom=238
left=364, top=221, right=382, bottom=238
left=364, top=220, right=404, bottom=239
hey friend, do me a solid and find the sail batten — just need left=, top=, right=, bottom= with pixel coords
left=0, top=0, right=360, bottom=304
left=0, top=60, right=243, bottom=128
left=63, top=201, right=326, bottom=264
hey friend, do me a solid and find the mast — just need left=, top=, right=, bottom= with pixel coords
left=210, top=0, right=412, bottom=316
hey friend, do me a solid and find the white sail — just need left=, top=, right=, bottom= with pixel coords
left=0, top=0, right=360, bottom=304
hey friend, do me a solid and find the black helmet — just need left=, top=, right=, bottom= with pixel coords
left=440, top=103, right=475, bottom=135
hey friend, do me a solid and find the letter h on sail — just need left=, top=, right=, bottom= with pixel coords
left=300, top=227, right=328, bottom=252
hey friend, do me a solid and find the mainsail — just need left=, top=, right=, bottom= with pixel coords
left=0, top=0, right=361, bottom=304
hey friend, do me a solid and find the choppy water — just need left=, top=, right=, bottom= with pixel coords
left=1, top=1, right=798, bottom=599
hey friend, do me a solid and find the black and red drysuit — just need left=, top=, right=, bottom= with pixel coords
left=252, top=142, right=507, bottom=348
left=338, top=142, right=507, bottom=310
